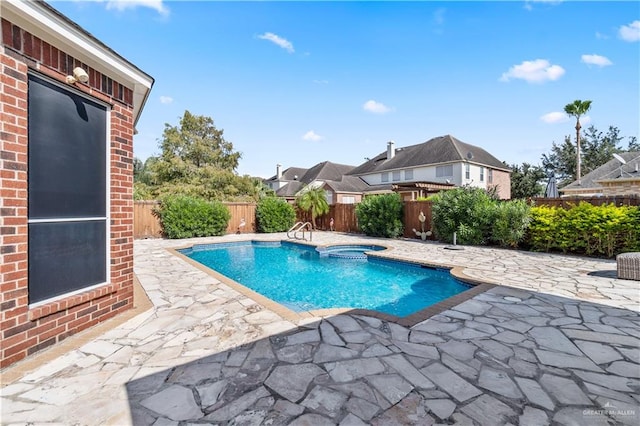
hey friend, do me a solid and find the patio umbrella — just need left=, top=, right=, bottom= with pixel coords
left=545, top=174, right=559, bottom=198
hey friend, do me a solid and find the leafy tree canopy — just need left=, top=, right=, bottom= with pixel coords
left=541, top=125, right=636, bottom=187
left=296, top=185, right=330, bottom=229
left=509, top=163, right=546, bottom=199
left=134, top=110, right=262, bottom=202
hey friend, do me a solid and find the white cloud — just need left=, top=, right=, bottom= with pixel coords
left=499, top=59, right=565, bottom=83
left=302, top=130, right=322, bottom=142
left=619, top=20, right=640, bottom=42
left=524, top=0, right=563, bottom=11
left=159, top=96, right=173, bottom=104
left=105, top=0, right=169, bottom=16
left=581, top=54, right=612, bottom=67
left=540, top=112, right=569, bottom=124
left=258, top=32, right=294, bottom=53
left=581, top=116, right=592, bottom=126
left=313, top=79, right=329, bottom=85
left=595, top=32, right=609, bottom=40
left=363, top=100, right=391, bottom=114
left=433, top=8, right=446, bottom=26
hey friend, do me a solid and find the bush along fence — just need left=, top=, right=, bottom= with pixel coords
left=134, top=195, right=639, bottom=257
left=134, top=200, right=256, bottom=238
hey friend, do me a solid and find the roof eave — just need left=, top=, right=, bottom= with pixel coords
left=3, top=0, right=154, bottom=126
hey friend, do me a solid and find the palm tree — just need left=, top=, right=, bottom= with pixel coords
left=296, top=185, right=330, bottom=229
left=564, top=100, right=592, bottom=184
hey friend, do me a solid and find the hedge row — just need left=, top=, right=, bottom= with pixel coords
left=527, top=202, right=640, bottom=257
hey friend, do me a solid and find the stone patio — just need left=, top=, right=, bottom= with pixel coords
left=1, top=232, right=639, bottom=425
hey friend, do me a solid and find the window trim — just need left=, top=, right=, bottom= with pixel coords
left=465, top=163, right=470, bottom=180
left=27, top=71, right=111, bottom=307
left=381, top=172, right=389, bottom=183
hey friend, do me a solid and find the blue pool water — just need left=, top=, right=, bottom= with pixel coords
left=181, top=241, right=471, bottom=317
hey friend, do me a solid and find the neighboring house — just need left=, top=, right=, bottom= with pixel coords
left=0, top=0, right=153, bottom=367
left=264, top=164, right=308, bottom=192
left=560, top=151, right=640, bottom=197
left=348, top=135, right=512, bottom=200
left=264, top=161, right=368, bottom=204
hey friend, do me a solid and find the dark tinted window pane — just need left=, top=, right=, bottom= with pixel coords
left=28, top=74, right=106, bottom=219
left=28, top=221, right=106, bottom=304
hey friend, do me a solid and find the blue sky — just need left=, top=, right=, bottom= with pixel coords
left=50, top=1, right=639, bottom=178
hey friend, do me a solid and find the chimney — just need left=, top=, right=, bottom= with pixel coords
left=276, top=164, right=282, bottom=179
left=387, top=141, right=396, bottom=159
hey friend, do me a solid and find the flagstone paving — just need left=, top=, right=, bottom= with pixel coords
left=1, top=233, right=639, bottom=425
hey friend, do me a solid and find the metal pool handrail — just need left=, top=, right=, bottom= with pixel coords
left=287, top=221, right=313, bottom=241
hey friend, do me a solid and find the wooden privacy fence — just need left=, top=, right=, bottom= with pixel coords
left=133, top=201, right=256, bottom=239
left=297, top=201, right=436, bottom=240
left=134, top=201, right=162, bottom=239
left=297, top=204, right=360, bottom=233
left=135, top=196, right=639, bottom=240
left=529, top=195, right=640, bottom=208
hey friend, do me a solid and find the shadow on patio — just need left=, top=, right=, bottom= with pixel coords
left=125, top=286, right=640, bottom=426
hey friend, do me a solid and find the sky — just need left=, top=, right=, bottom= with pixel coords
left=49, top=0, right=639, bottom=179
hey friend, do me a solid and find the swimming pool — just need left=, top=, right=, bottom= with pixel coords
left=180, top=241, right=472, bottom=318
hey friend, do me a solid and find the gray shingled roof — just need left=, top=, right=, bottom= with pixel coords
left=275, top=181, right=304, bottom=197
left=265, top=167, right=308, bottom=182
left=299, top=161, right=355, bottom=184
left=348, top=135, right=510, bottom=176
left=561, top=151, right=640, bottom=191
left=324, top=176, right=371, bottom=193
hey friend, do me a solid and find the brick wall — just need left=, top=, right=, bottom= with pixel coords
left=1, top=19, right=135, bottom=368
left=490, top=169, right=511, bottom=200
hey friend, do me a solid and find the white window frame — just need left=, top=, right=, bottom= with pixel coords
left=480, top=167, right=485, bottom=182
left=392, top=170, right=401, bottom=181
left=488, top=169, right=493, bottom=184
left=381, top=172, right=389, bottom=183
left=342, top=196, right=356, bottom=204
left=465, top=163, right=470, bottom=180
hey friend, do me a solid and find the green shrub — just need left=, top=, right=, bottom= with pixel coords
left=491, top=200, right=531, bottom=248
left=256, top=197, right=296, bottom=233
left=156, top=195, right=230, bottom=239
left=527, top=203, right=640, bottom=257
left=355, top=193, right=404, bottom=238
left=431, top=187, right=497, bottom=245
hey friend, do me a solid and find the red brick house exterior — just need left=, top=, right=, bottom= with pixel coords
left=1, top=0, right=153, bottom=368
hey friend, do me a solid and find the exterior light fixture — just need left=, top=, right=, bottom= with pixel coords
left=66, top=67, right=89, bottom=84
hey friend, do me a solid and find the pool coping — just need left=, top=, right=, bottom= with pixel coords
left=168, top=238, right=497, bottom=327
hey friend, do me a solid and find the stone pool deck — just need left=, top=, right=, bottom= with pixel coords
left=1, top=232, right=639, bottom=425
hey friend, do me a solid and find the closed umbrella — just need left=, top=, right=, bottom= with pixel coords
left=545, top=174, right=559, bottom=198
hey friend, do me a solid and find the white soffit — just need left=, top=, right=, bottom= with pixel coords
left=2, top=0, right=153, bottom=125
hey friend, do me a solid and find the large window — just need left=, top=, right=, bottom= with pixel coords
left=392, top=171, right=401, bottom=181
left=436, top=165, right=453, bottom=177
left=28, top=74, right=109, bottom=304
left=404, top=169, right=414, bottom=180
left=381, top=172, right=389, bottom=183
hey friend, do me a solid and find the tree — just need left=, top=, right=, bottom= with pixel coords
left=542, top=125, right=632, bottom=187
left=581, top=126, right=623, bottom=173
left=141, top=111, right=260, bottom=201
left=541, top=135, right=577, bottom=186
left=296, top=185, right=329, bottom=229
left=563, top=100, right=592, bottom=184
left=509, top=163, right=546, bottom=199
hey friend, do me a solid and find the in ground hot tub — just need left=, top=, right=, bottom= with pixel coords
left=316, top=244, right=386, bottom=260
